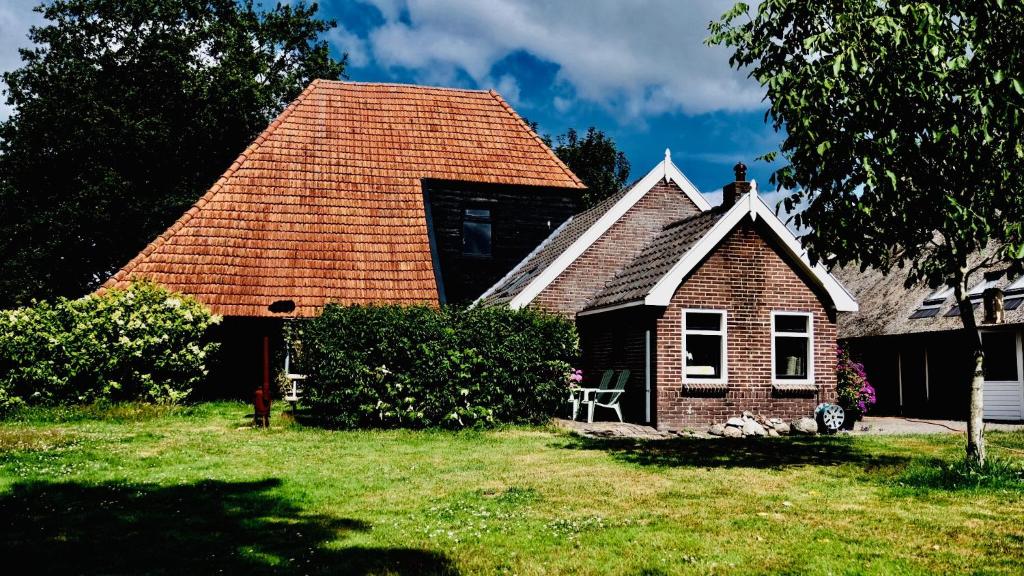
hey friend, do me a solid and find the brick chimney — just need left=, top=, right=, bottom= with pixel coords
left=983, top=287, right=1004, bottom=324
left=722, top=162, right=751, bottom=208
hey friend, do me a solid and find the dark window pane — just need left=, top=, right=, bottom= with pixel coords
left=465, top=208, right=490, bottom=219
left=1004, top=298, right=1023, bottom=311
left=983, top=332, right=1018, bottom=381
left=775, top=336, right=809, bottom=379
left=685, top=334, right=721, bottom=379
left=909, top=307, right=941, bottom=319
left=685, top=312, right=721, bottom=332
left=463, top=221, right=492, bottom=256
left=774, top=314, right=809, bottom=333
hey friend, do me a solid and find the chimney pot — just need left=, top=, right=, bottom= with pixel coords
left=733, top=162, right=748, bottom=182
left=722, top=162, right=751, bottom=208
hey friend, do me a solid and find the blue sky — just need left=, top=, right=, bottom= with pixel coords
left=0, top=0, right=786, bottom=197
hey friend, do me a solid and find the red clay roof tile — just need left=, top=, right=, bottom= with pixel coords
left=104, top=80, right=583, bottom=316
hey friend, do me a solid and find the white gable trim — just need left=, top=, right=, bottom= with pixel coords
left=644, top=187, right=859, bottom=312
left=507, top=151, right=711, bottom=309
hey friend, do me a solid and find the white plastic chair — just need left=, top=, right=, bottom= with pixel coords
left=585, top=369, right=630, bottom=423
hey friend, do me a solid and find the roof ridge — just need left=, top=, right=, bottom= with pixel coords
left=316, top=79, right=492, bottom=94
left=486, top=89, right=585, bottom=189
left=103, top=79, right=324, bottom=290
left=662, top=207, right=723, bottom=231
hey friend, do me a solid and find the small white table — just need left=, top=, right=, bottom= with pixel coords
left=572, top=388, right=602, bottom=423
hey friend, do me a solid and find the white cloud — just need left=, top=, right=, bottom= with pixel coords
left=327, top=24, right=370, bottom=67
left=359, top=0, right=762, bottom=119
left=488, top=73, right=520, bottom=104
left=0, top=0, right=44, bottom=120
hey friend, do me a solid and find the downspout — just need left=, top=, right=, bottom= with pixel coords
left=645, top=329, right=652, bottom=423
left=897, top=350, right=904, bottom=415
left=924, top=346, right=930, bottom=404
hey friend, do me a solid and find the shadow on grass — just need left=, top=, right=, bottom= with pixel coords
left=0, top=478, right=457, bottom=575
left=558, top=435, right=910, bottom=470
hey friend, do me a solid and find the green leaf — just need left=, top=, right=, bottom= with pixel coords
left=993, top=70, right=1005, bottom=84
left=1013, top=79, right=1024, bottom=95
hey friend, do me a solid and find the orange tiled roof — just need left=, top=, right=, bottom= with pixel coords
left=103, top=80, right=584, bottom=317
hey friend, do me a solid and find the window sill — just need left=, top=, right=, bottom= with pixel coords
left=772, top=382, right=817, bottom=396
left=682, top=382, right=728, bottom=397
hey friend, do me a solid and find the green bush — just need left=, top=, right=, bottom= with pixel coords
left=301, top=304, right=578, bottom=428
left=0, top=281, right=220, bottom=413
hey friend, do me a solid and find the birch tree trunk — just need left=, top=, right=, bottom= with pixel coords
left=955, top=278, right=986, bottom=466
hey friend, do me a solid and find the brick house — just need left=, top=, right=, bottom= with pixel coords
left=105, top=80, right=584, bottom=393
left=481, top=156, right=858, bottom=429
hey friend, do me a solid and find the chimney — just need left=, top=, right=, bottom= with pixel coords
left=722, top=162, right=751, bottom=208
left=983, top=287, right=1004, bottom=324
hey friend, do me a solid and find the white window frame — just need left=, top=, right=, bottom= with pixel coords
left=771, top=311, right=815, bottom=386
left=682, top=308, right=728, bottom=385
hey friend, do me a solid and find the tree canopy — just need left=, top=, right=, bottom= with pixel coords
left=552, top=127, right=631, bottom=209
left=0, top=0, right=346, bottom=305
left=710, top=0, right=1024, bottom=464
left=524, top=123, right=630, bottom=209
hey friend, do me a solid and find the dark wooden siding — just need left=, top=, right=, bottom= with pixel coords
left=424, top=180, right=579, bottom=305
left=577, top=309, right=658, bottom=424
left=845, top=331, right=972, bottom=419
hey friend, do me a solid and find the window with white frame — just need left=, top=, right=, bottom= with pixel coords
left=683, top=310, right=726, bottom=382
left=772, top=312, right=814, bottom=383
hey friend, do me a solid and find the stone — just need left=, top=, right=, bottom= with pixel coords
left=742, top=410, right=755, bottom=420
left=773, top=421, right=791, bottom=435
left=726, top=417, right=745, bottom=428
left=767, top=428, right=779, bottom=437
left=792, top=417, right=818, bottom=435
left=723, top=425, right=743, bottom=438
left=742, top=419, right=768, bottom=437
left=708, top=423, right=726, bottom=436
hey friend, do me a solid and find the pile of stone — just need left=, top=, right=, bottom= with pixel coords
left=707, top=411, right=818, bottom=437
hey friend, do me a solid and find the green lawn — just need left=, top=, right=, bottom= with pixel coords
left=1, top=403, right=1022, bottom=575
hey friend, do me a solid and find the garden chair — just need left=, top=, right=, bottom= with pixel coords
left=570, top=369, right=613, bottom=420
left=284, top=373, right=306, bottom=408
left=586, top=369, right=629, bottom=423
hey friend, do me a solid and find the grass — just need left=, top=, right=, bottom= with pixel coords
left=1, top=403, right=1022, bottom=575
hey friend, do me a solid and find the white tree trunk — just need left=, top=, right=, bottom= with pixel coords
left=955, top=278, right=986, bottom=466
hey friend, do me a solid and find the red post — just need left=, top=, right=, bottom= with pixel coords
left=253, top=335, right=272, bottom=427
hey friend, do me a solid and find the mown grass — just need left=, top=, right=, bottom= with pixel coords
left=1, top=402, right=1022, bottom=575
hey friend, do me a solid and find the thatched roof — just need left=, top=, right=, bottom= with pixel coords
left=835, top=245, right=1024, bottom=339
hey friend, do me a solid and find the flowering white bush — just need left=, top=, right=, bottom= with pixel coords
left=0, top=281, right=220, bottom=413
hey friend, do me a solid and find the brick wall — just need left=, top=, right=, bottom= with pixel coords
left=532, top=180, right=701, bottom=316
left=654, top=220, right=838, bottom=429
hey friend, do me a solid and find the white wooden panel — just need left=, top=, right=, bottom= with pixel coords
left=984, top=380, right=1023, bottom=420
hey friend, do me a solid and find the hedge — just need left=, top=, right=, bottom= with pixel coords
left=0, top=281, right=221, bottom=414
left=300, top=304, right=579, bottom=428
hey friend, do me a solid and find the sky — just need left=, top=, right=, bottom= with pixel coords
left=0, top=0, right=789, bottom=200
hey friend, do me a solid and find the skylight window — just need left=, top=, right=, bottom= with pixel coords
left=922, top=285, right=954, bottom=306
left=968, top=279, right=997, bottom=298
left=1006, top=276, right=1024, bottom=294
left=912, top=285, right=953, bottom=320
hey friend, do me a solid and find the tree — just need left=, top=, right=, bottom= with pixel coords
left=0, top=0, right=346, bottom=305
left=524, top=120, right=630, bottom=209
left=553, top=127, right=631, bottom=208
left=709, top=1, right=1024, bottom=465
